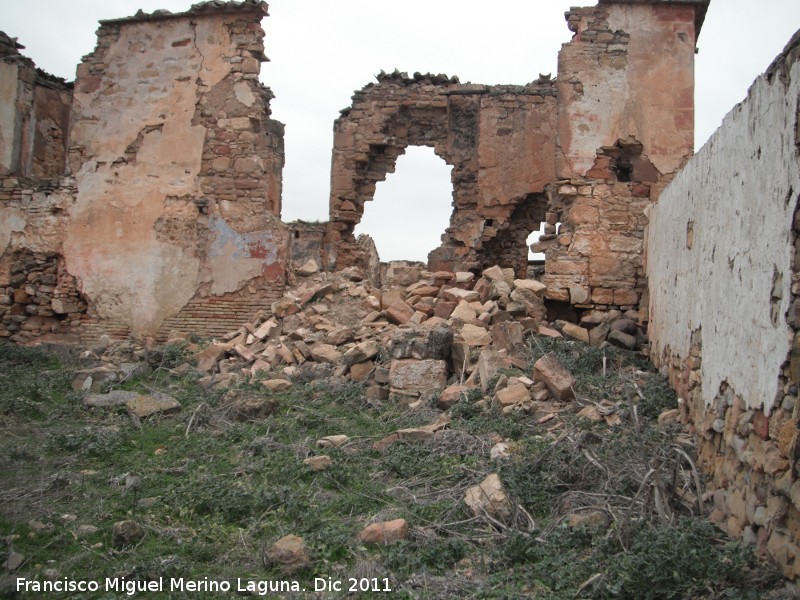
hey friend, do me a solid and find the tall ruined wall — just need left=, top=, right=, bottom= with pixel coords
left=327, top=0, right=707, bottom=315
left=539, top=0, right=705, bottom=310
left=327, top=72, right=558, bottom=277
left=647, top=31, right=800, bottom=578
left=0, top=1, right=288, bottom=342
left=0, top=31, right=72, bottom=179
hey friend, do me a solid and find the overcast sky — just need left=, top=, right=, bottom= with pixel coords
left=2, top=1, right=800, bottom=262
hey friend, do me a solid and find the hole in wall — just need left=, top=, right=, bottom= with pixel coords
left=480, top=193, right=550, bottom=278
left=354, top=145, right=453, bottom=262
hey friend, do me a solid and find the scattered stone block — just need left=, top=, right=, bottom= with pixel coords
left=84, top=390, right=140, bottom=408
left=195, top=344, right=227, bottom=373
left=460, top=323, right=492, bottom=347
left=316, top=435, right=349, bottom=448
left=252, top=318, right=280, bottom=341
left=309, top=343, right=342, bottom=364
left=297, top=259, right=319, bottom=276
left=343, top=340, right=381, bottom=365
left=464, top=473, right=513, bottom=524
left=126, top=393, right=181, bottom=418
left=112, top=520, right=144, bottom=548
left=588, top=323, right=611, bottom=347
left=491, top=321, right=524, bottom=353
left=451, top=302, right=478, bottom=322
left=264, top=535, right=310, bottom=574
left=442, top=288, right=480, bottom=303
left=562, top=323, right=590, bottom=343
left=538, top=325, right=563, bottom=338
left=513, top=279, right=546, bottom=296
left=607, top=330, right=637, bottom=350
left=385, top=301, right=414, bottom=325
left=477, top=348, right=511, bottom=392
left=533, top=352, right=575, bottom=401
left=349, top=361, right=374, bottom=382
left=495, top=382, right=531, bottom=407
left=357, top=519, right=408, bottom=545
left=390, top=325, right=453, bottom=360
left=303, top=456, right=332, bottom=471
left=4, top=551, right=25, bottom=572
left=438, top=384, right=472, bottom=409
left=260, top=379, right=293, bottom=392
left=389, top=359, right=448, bottom=396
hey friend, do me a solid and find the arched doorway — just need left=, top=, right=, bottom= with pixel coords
left=354, top=146, right=453, bottom=262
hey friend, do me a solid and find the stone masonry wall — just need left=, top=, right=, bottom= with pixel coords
left=646, top=31, right=800, bottom=578
left=0, top=31, right=72, bottom=179
left=2, top=0, right=288, bottom=344
left=0, top=176, right=87, bottom=342
left=539, top=0, right=702, bottom=312
left=328, top=0, right=707, bottom=315
left=327, top=72, right=558, bottom=278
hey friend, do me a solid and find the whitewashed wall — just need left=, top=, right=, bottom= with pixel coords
left=647, top=42, right=800, bottom=414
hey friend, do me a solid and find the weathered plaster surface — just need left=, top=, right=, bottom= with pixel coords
left=207, top=215, right=283, bottom=295
left=557, top=3, right=696, bottom=178
left=647, top=56, right=800, bottom=413
left=65, top=18, right=211, bottom=334
left=0, top=207, right=25, bottom=256
left=0, top=62, right=18, bottom=173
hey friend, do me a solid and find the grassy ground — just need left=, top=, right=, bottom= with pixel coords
left=0, top=338, right=787, bottom=599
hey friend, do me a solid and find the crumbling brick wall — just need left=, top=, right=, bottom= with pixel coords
left=0, top=31, right=72, bottom=179
left=646, top=30, right=800, bottom=579
left=327, top=0, right=707, bottom=315
left=327, top=73, right=558, bottom=278
left=544, top=0, right=703, bottom=311
left=0, top=176, right=86, bottom=342
left=1, top=0, right=289, bottom=342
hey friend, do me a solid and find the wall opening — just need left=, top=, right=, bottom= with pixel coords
left=480, top=193, right=549, bottom=278
left=354, top=145, right=453, bottom=263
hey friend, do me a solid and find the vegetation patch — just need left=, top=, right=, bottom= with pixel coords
left=0, top=341, right=787, bottom=599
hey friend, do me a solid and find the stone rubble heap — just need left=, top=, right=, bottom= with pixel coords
left=186, top=261, right=648, bottom=412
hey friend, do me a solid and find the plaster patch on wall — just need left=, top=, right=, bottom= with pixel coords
left=207, top=215, right=282, bottom=296
left=0, top=208, right=26, bottom=256
left=0, top=62, right=19, bottom=172
left=558, top=4, right=695, bottom=178
left=647, top=59, right=800, bottom=413
left=234, top=81, right=256, bottom=107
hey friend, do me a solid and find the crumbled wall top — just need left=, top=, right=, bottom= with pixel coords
left=0, top=30, right=72, bottom=89
left=99, top=0, right=268, bottom=25
left=597, top=0, right=710, bottom=36
left=0, top=31, right=25, bottom=56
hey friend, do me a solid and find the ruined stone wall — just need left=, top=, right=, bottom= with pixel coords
left=0, top=176, right=88, bottom=342
left=287, top=221, right=328, bottom=271
left=327, top=0, right=707, bottom=314
left=646, top=31, right=800, bottom=578
left=327, top=73, right=557, bottom=277
left=539, top=0, right=703, bottom=311
left=0, top=2, right=288, bottom=342
left=0, top=31, right=72, bottom=179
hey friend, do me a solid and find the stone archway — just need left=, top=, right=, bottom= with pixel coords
left=326, top=72, right=559, bottom=276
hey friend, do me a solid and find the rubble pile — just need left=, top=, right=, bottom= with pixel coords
left=182, top=262, right=648, bottom=414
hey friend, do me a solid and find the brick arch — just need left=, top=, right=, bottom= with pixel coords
left=326, top=72, right=559, bottom=275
